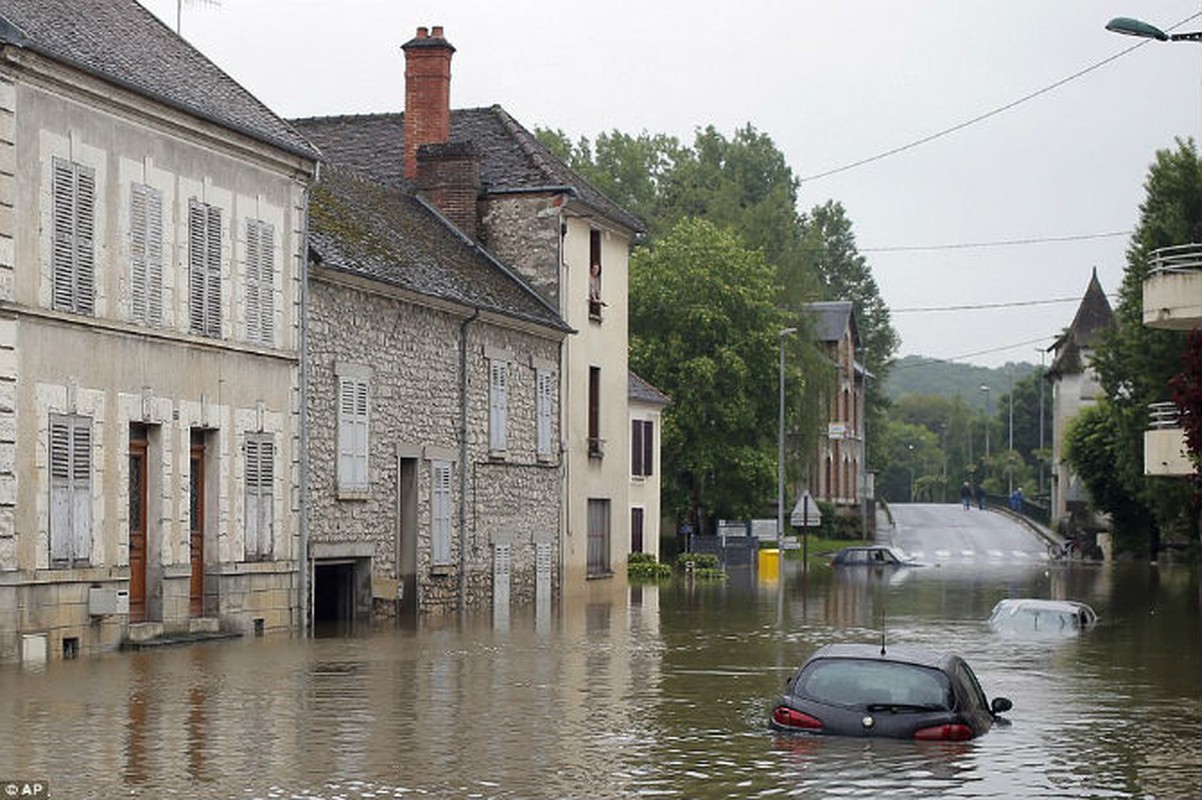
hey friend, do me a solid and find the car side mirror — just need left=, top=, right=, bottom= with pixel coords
left=991, top=697, right=1012, bottom=714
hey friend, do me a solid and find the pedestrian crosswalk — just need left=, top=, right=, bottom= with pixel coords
left=905, top=547, right=1050, bottom=565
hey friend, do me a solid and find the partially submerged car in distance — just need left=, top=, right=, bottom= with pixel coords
left=987, top=599, right=1098, bottom=636
left=770, top=644, right=1012, bottom=741
left=829, top=545, right=920, bottom=567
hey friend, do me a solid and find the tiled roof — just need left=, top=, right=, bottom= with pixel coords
left=308, top=167, right=570, bottom=333
left=1048, top=269, right=1114, bottom=378
left=629, top=371, right=671, bottom=406
left=292, top=107, right=645, bottom=234
left=0, top=0, right=318, bottom=159
left=802, top=301, right=858, bottom=345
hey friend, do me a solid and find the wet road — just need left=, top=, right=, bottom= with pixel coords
left=889, top=502, right=1052, bottom=566
left=0, top=558, right=1198, bottom=799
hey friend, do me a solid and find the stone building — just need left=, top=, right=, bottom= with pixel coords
left=302, top=166, right=570, bottom=620
left=803, top=301, right=869, bottom=513
left=1046, top=269, right=1114, bottom=532
left=0, top=0, right=319, bottom=663
left=294, top=26, right=647, bottom=608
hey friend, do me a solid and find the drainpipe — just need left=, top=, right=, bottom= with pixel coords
left=459, top=307, right=480, bottom=611
left=297, top=166, right=317, bottom=635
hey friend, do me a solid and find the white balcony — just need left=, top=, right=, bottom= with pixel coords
left=1144, top=402, right=1194, bottom=476
left=1143, top=244, right=1202, bottom=330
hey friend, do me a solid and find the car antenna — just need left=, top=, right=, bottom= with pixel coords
left=880, top=629, right=886, bottom=656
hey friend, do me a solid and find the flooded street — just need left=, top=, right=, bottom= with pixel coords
left=1, top=560, right=1199, bottom=800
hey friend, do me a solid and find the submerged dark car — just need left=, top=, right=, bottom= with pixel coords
left=829, top=545, right=920, bottom=567
left=770, top=644, right=1012, bottom=741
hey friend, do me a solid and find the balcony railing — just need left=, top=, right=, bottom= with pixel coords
left=1145, top=401, right=1193, bottom=476
left=1147, top=401, right=1181, bottom=429
left=1144, top=244, right=1202, bottom=330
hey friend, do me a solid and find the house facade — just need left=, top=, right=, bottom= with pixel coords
left=803, top=302, right=868, bottom=512
left=300, top=167, right=570, bottom=621
left=0, top=0, right=319, bottom=663
left=294, top=26, right=646, bottom=607
left=1046, top=269, right=1114, bottom=532
left=629, top=372, right=669, bottom=560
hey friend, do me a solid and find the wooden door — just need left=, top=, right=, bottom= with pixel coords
left=128, top=427, right=148, bottom=622
left=189, top=435, right=205, bottom=616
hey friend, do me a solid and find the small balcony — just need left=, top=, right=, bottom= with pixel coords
left=1144, top=401, right=1194, bottom=476
left=1143, top=244, right=1202, bottom=330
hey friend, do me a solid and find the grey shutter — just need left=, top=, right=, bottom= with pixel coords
left=51, top=159, right=94, bottom=315
left=74, top=168, right=95, bottom=315
left=145, top=186, right=163, bottom=325
left=246, top=219, right=275, bottom=345
left=245, top=436, right=274, bottom=559
left=338, top=377, right=368, bottom=491
left=431, top=461, right=452, bottom=564
left=50, top=417, right=91, bottom=564
left=189, top=201, right=222, bottom=337
left=489, top=360, right=508, bottom=451
left=49, top=420, right=72, bottom=562
left=536, top=370, right=553, bottom=457
left=130, top=185, right=148, bottom=322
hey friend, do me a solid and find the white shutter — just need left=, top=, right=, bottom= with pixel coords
left=130, top=185, right=148, bottom=323
left=50, top=416, right=91, bottom=564
left=145, top=186, right=163, bottom=325
left=189, top=200, right=222, bottom=337
left=245, top=219, right=275, bottom=345
left=338, top=377, right=369, bottom=491
left=244, top=436, right=274, bottom=559
left=74, top=168, right=95, bottom=316
left=536, top=369, right=553, bottom=457
left=51, top=159, right=94, bottom=315
left=489, top=359, right=508, bottom=451
left=431, top=461, right=452, bottom=564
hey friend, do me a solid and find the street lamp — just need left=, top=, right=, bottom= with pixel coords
left=907, top=443, right=916, bottom=502
left=1036, top=348, right=1045, bottom=499
left=980, top=385, right=991, bottom=460
left=1105, top=16, right=1202, bottom=42
left=778, top=327, right=798, bottom=546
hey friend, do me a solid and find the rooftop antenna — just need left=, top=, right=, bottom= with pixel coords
left=175, top=0, right=221, bottom=36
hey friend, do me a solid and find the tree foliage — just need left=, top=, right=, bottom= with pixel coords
left=629, top=218, right=786, bottom=528
left=1073, top=139, right=1201, bottom=553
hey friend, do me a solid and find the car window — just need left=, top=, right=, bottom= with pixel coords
left=954, top=662, right=989, bottom=711
left=799, top=659, right=951, bottom=709
left=845, top=550, right=867, bottom=564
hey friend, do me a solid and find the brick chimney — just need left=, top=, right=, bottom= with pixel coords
left=402, top=25, right=455, bottom=181
left=417, top=141, right=481, bottom=239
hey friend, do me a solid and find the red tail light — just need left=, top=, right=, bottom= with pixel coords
left=914, top=724, right=974, bottom=741
left=772, top=706, right=823, bottom=730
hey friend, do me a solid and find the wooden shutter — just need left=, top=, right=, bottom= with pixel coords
left=631, top=419, right=643, bottom=476
left=131, top=184, right=163, bottom=326
left=245, top=219, right=275, bottom=345
left=431, top=461, right=452, bottom=564
left=489, top=359, right=508, bottom=451
left=51, top=159, right=94, bottom=315
left=338, top=377, right=369, bottom=491
left=50, top=416, right=92, bottom=565
left=536, top=369, right=553, bottom=457
left=189, top=200, right=222, bottom=337
left=245, top=436, right=274, bottom=559
left=642, top=420, right=654, bottom=477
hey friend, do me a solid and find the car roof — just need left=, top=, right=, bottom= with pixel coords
left=807, top=643, right=955, bottom=670
left=992, top=599, right=1095, bottom=615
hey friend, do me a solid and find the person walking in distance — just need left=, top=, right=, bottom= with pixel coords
left=961, top=481, right=972, bottom=511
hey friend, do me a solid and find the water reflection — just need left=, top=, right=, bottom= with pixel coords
left=0, top=562, right=1196, bottom=799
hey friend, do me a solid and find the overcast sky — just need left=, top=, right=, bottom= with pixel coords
left=138, top=0, right=1202, bottom=369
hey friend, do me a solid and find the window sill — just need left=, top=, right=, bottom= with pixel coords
left=489, top=449, right=508, bottom=461
left=430, top=564, right=453, bottom=577
left=337, top=489, right=370, bottom=502
left=586, top=571, right=614, bottom=581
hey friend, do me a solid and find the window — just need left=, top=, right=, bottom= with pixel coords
left=536, top=369, right=553, bottom=458
left=130, top=183, right=164, bottom=326
left=431, top=460, right=452, bottom=565
left=587, top=498, right=611, bottom=576
left=244, top=434, right=274, bottom=560
left=49, top=415, right=92, bottom=566
left=588, top=229, right=603, bottom=319
left=245, top=218, right=275, bottom=345
left=489, top=358, right=509, bottom=453
left=588, top=366, right=602, bottom=457
left=631, top=419, right=654, bottom=477
left=51, top=158, right=95, bottom=315
left=188, top=199, right=222, bottom=337
left=337, top=376, right=369, bottom=492
left=631, top=507, right=645, bottom=553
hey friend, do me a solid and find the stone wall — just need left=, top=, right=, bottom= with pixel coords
left=479, top=195, right=562, bottom=309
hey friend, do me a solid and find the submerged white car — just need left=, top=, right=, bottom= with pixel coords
left=987, top=599, right=1098, bottom=635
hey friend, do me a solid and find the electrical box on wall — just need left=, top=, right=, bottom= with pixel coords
left=88, top=587, right=130, bottom=616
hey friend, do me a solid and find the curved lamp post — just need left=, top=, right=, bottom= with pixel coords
left=777, top=327, right=798, bottom=546
left=1106, top=16, right=1202, bottom=42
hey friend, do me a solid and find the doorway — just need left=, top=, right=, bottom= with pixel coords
left=129, top=425, right=148, bottom=622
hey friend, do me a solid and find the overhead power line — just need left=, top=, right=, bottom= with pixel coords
left=894, top=335, right=1058, bottom=369
left=892, top=297, right=1082, bottom=314
left=861, top=230, right=1131, bottom=253
left=799, top=13, right=1202, bottom=183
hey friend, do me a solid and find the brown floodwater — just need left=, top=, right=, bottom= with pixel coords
left=0, top=560, right=1198, bottom=799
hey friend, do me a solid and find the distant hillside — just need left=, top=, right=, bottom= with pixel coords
left=883, top=355, right=1038, bottom=401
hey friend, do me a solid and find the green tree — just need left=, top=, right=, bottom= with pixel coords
left=1078, top=139, right=1200, bottom=554
left=629, top=217, right=786, bottom=530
